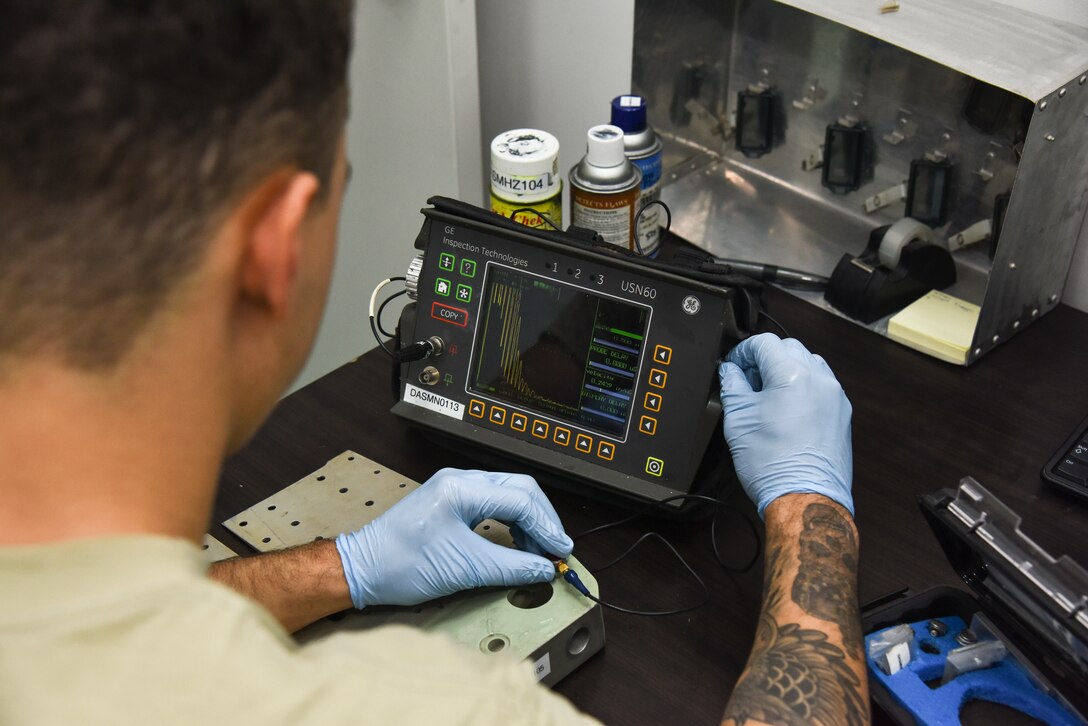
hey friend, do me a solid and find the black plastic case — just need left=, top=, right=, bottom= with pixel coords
left=861, top=477, right=1088, bottom=725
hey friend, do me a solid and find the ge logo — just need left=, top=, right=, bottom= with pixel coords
left=681, top=295, right=701, bottom=315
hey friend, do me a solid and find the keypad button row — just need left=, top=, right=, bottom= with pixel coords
left=468, top=400, right=615, bottom=461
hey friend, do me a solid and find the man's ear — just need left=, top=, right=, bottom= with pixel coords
left=239, top=171, right=321, bottom=316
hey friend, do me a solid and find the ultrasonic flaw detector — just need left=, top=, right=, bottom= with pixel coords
left=391, top=197, right=749, bottom=506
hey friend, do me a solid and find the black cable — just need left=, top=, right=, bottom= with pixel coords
left=368, top=276, right=406, bottom=357
left=632, top=200, right=673, bottom=256
left=569, top=490, right=762, bottom=617
left=710, top=498, right=762, bottom=573
left=508, top=207, right=562, bottom=231
left=582, top=532, right=708, bottom=616
left=376, top=289, right=407, bottom=338
left=370, top=317, right=394, bottom=357
left=757, top=309, right=790, bottom=339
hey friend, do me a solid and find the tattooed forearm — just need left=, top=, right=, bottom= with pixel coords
left=792, top=503, right=863, bottom=653
left=722, top=495, right=868, bottom=726
left=723, top=613, right=866, bottom=726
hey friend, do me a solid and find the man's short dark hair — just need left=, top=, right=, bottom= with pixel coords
left=0, top=1, right=353, bottom=369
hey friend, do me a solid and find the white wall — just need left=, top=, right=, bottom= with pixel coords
left=476, top=1, right=636, bottom=226
left=291, top=0, right=483, bottom=391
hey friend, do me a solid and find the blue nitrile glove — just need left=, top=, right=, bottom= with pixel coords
left=335, top=468, right=574, bottom=608
left=718, top=333, right=854, bottom=518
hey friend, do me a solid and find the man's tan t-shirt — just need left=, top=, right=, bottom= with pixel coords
left=0, top=536, right=599, bottom=725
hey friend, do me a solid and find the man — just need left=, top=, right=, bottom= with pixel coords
left=0, top=3, right=867, bottom=724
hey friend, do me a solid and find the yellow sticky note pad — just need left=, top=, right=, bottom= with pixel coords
left=887, top=290, right=981, bottom=365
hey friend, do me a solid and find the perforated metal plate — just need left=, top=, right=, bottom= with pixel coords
left=222, top=451, right=604, bottom=686
left=223, top=452, right=420, bottom=549
left=200, top=535, right=237, bottom=564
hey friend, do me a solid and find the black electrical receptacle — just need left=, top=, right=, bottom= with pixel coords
left=905, top=158, right=953, bottom=228
left=669, top=61, right=705, bottom=127
left=735, top=88, right=779, bottom=158
left=963, top=79, right=1012, bottom=134
left=821, top=122, right=872, bottom=194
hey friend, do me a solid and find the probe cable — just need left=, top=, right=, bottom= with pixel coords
left=508, top=208, right=562, bottom=231
left=368, top=276, right=406, bottom=357
left=757, top=309, right=790, bottom=339
left=555, top=489, right=762, bottom=617
left=376, top=290, right=407, bottom=338
left=632, top=200, right=673, bottom=257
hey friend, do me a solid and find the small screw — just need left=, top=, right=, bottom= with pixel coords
left=927, top=619, right=948, bottom=637
left=974, top=348, right=982, bottom=356
left=992, top=334, right=1000, bottom=343
left=1044, top=134, right=1057, bottom=142
left=955, top=628, right=978, bottom=646
left=1032, top=308, right=1039, bottom=317
left=1039, top=100, right=1048, bottom=110
left=1081, top=75, right=1087, bottom=85
left=1013, top=320, right=1020, bottom=329
left=1050, top=293, right=1059, bottom=303
left=1059, top=87, right=1067, bottom=98
left=1009, top=262, right=1016, bottom=269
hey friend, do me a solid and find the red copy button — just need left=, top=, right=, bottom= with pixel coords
left=430, top=302, right=469, bottom=327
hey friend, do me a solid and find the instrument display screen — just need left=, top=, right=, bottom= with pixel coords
left=468, top=265, right=650, bottom=437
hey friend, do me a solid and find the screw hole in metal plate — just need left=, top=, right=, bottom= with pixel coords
left=567, top=627, right=591, bottom=656
left=481, top=634, right=509, bottom=654
left=506, top=582, right=554, bottom=610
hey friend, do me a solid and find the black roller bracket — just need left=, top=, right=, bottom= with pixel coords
left=669, top=61, right=706, bottom=127
left=963, top=79, right=1035, bottom=143
left=735, top=88, right=782, bottom=158
left=905, top=158, right=954, bottom=228
left=963, top=80, right=1012, bottom=134
left=821, top=122, right=873, bottom=195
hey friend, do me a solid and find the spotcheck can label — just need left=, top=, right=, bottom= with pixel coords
left=490, top=129, right=562, bottom=230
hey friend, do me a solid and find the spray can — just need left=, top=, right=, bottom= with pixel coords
left=611, top=94, right=664, bottom=256
left=569, top=124, right=642, bottom=250
left=490, top=129, right=562, bottom=230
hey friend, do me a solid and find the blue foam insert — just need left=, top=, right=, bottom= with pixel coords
left=865, top=616, right=1080, bottom=726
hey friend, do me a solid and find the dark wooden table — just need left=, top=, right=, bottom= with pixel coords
left=211, top=285, right=1088, bottom=725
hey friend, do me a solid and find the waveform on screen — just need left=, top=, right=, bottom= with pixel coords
left=483, top=280, right=580, bottom=413
left=491, top=282, right=533, bottom=397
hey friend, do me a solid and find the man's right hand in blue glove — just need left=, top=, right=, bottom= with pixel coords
left=335, top=468, right=573, bottom=609
left=718, top=333, right=854, bottom=518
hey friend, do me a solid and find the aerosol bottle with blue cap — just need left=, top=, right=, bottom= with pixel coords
left=611, top=94, right=664, bottom=256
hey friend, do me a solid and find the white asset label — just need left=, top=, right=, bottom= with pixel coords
left=403, top=384, right=464, bottom=419
left=532, top=652, right=552, bottom=682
